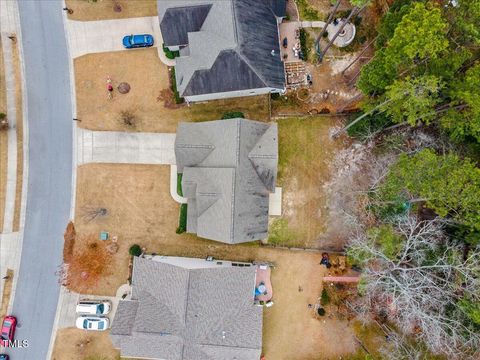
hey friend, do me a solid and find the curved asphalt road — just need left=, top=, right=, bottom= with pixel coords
left=10, top=1, right=73, bottom=359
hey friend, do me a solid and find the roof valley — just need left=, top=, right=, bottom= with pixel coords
left=181, top=269, right=192, bottom=360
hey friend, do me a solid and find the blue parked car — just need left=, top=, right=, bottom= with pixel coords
left=122, top=34, right=154, bottom=49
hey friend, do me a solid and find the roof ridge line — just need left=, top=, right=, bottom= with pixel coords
left=176, top=144, right=215, bottom=149
left=196, top=343, right=262, bottom=350
left=229, top=119, right=243, bottom=243
left=235, top=49, right=269, bottom=88
left=230, top=0, right=239, bottom=45
left=249, top=154, right=277, bottom=159
left=182, top=270, right=191, bottom=330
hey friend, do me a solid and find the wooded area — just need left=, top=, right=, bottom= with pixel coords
left=343, top=0, right=480, bottom=359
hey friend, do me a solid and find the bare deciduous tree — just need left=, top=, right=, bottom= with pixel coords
left=119, top=110, right=136, bottom=127
left=81, top=206, right=108, bottom=223
left=349, top=216, right=480, bottom=359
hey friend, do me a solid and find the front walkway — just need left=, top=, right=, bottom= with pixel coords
left=65, top=15, right=175, bottom=65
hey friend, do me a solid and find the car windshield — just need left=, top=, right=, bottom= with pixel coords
left=3, top=320, right=11, bottom=327
left=1, top=333, right=9, bottom=340
left=97, top=304, right=104, bottom=314
left=98, top=322, right=104, bottom=330
left=83, top=319, right=89, bottom=328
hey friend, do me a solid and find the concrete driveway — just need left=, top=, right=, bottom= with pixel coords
left=77, top=129, right=176, bottom=165
left=56, top=289, right=120, bottom=330
left=66, top=16, right=165, bottom=59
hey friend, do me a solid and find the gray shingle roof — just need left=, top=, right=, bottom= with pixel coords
left=182, top=50, right=266, bottom=96
left=157, top=0, right=286, bottom=97
left=110, top=257, right=262, bottom=360
left=267, top=0, right=287, bottom=17
left=161, top=5, right=212, bottom=47
left=175, top=119, right=278, bottom=244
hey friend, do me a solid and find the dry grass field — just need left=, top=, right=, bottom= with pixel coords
left=74, top=49, right=270, bottom=133
left=65, top=0, right=157, bottom=21
left=52, top=328, right=121, bottom=360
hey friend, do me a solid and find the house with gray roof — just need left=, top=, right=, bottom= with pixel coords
left=175, top=118, right=278, bottom=244
left=158, top=0, right=286, bottom=102
left=110, top=255, right=263, bottom=360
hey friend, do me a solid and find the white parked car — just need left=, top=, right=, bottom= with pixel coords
left=75, top=315, right=109, bottom=331
left=76, top=300, right=111, bottom=315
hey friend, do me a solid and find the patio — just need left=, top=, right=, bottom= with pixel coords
left=279, top=21, right=302, bottom=62
left=254, top=264, right=273, bottom=303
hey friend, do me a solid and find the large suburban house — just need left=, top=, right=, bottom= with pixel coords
left=110, top=255, right=263, bottom=360
left=175, top=118, right=278, bottom=244
left=157, top=0, right=286, bottom=102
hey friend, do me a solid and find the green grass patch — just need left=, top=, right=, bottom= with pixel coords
left=176, top=204, right=188, bottom=234
left=277, top=117, right=324, bottom=183
left=296, top=0, right=322, bottom=21
left=221, top=111, right=245, bottom=119
left=267, top=218, right=299, bottom=246
left=170, top=68, right=184, bottom=104
left=177, top=173, right=183, bottom=197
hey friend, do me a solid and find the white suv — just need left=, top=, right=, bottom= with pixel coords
left=76, top=300, right=111, bottom=315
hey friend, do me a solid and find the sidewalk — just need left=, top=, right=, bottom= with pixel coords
left=0, top=0, right=27, bottom=315
left=1, top=8, right=19, bottom=234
